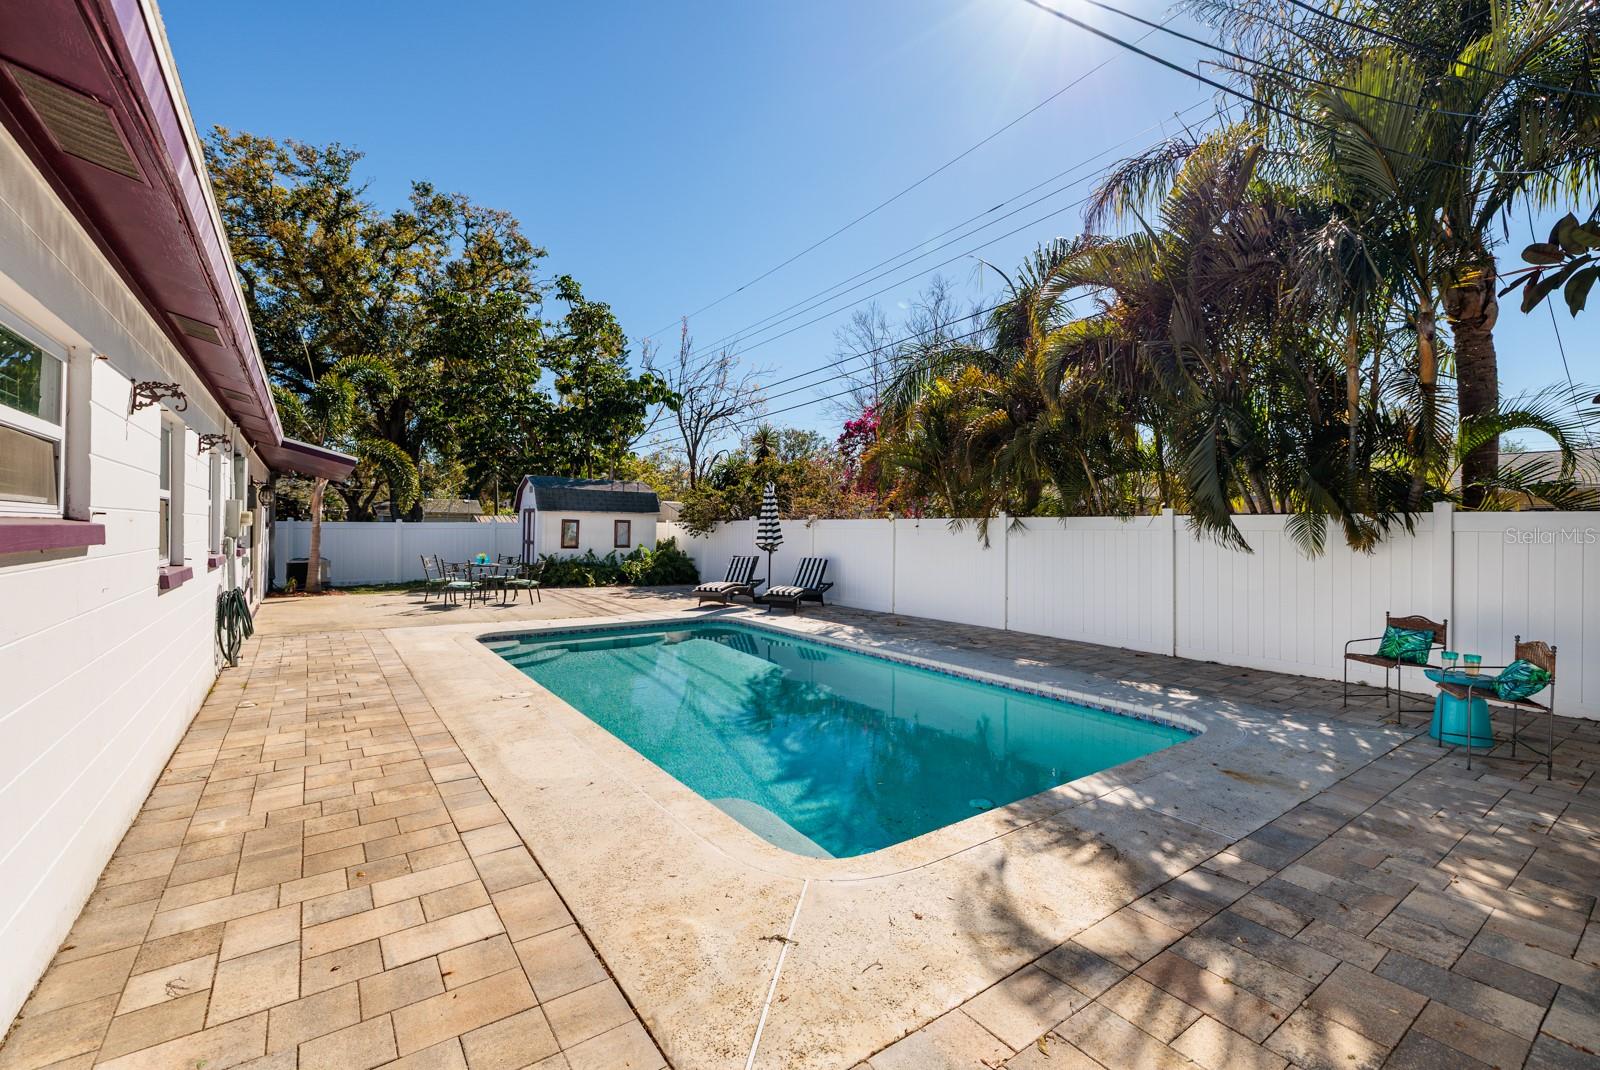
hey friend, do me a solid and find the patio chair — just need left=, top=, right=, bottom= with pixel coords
left=418, top=555, right=447, bottom=603
left=1436, top=636, right=1557, bottom=779
left=695, top=555, right=763, bottom=606
left=499, top=560, right=543, bottom=605
left=759, top=557, right=832, bottom=613
left=441, top=562, right=481, bottom=607
left=1343, top=611, right=1446, bottom=717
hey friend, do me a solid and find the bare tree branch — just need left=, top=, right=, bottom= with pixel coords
left=646, top=319, right=768, bottom=487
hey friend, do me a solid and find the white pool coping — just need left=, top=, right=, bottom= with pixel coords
left=388, top=604, right=1409, bottom=1070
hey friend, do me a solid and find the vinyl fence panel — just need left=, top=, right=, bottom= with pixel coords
left=659, top=506, right=1599, bottom=719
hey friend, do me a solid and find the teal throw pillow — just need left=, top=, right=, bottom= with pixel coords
left=1492, top=659, right=1552, bottom=702
left=1376, top=625, right=1433, bottom=666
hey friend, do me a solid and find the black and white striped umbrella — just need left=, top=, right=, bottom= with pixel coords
left=756, top=483, right=783, bottom=552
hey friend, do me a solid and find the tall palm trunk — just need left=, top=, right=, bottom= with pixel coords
left=1344, top=311, right=1361, bottom=479
left=307, top=477, right=327, bottom=594
left=1443, top=254, right=1500, bottom=508
left=1411, top=308, right=1440, bottom=510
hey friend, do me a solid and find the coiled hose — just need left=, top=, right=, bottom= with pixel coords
left=216, top=586, right=254, bottom=667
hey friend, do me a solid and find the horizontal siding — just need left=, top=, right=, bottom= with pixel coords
left=0, top=121, right=264, bottom=1027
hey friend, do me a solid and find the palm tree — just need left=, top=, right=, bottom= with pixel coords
left=1199, top=0, right=1600, bottom=504
left=272, top=355, right=419, bottom=593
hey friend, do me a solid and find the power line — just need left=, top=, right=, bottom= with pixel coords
left=725, top=278, right=1113, bottom=431
left=1018, top=0, right=1551, bottom=178
left=1079, top=0, right=1482, bottom=119
left=642, top=21, right=1174, bottom=341
left=686, top=101, right=1212, bottom=358
left=696, top=183, right=1111, bottom=371
left=1280, top=0, right=1600, bottom=102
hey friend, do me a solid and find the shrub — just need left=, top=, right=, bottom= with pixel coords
left=537, top=537, right=699, bottom=588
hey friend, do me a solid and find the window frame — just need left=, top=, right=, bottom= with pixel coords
left=158, top=414, right=185, bottom=565
left=560, top=518, right=579, bottom=549
left=613, top=518, right=631, bottom=548
left=0, top=304, right=68, bottom=517
left=207, top=449, right=223, bottom=555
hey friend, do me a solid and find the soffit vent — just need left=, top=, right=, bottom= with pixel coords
left=170, top=312, right=223, bottom=345
left=221, top=388, right=253, bottom=403
left=7, top=65, right=142, bottom=181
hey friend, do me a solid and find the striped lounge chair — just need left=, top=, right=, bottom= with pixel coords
left=695, top=555, right=762, bottom=606
left=760, top=557, right=832, bottom=613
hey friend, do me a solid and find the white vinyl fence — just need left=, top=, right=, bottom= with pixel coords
left=273, top=521, right=525, bottom=587
left=661, top=505, right=1600, bottom=720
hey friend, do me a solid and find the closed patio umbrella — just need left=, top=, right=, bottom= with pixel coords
left=755, top=482, right=782, bottom=597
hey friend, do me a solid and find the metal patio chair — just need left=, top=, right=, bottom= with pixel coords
left=1343, top=611, right=1447, bottom=718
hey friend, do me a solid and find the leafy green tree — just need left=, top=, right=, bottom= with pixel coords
left=534, top=277, right=677, bottom=478
left=208, top=129, right=674, bottom=528
left=272, top=356, right=418, bottom=591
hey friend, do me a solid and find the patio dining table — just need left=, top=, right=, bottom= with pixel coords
left=447, top=561, right=517, bottom=605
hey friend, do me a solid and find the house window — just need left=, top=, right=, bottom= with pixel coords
left=0, top=314, right=66, bottom=514
left=158, top=416, right=184, bottom=564
left=208, top=450, right=223, bottom=554
left=614, top=519, right=631, bottom=548
left=560, top=519, right=579, bottom=549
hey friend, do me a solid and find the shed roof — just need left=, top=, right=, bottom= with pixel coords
left=515, top=476, right=660, bottom=514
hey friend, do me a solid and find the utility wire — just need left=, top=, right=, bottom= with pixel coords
left=1079, top=0, right=1482, bottom=118
left=642, top=21, right=1174, bottom=341
left=697, top=183, right=1107, bottom=369
left=1280, top=0, right=1600, bottom=101
left=1017, top=0, right=1551, bottom=178
left=686, top=102, right=1210, bottom=358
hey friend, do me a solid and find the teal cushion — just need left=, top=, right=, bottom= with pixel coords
left=1377, top=625, right=1434, bottom=666
left=1493, top=659, right=1551, bottom=702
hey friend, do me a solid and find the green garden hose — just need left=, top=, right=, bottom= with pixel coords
left=216, top=587, right=254, bottom=667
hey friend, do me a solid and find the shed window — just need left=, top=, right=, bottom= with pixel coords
left=614, top=519, right=631, bottom=548
left=560, top=519, right=579, bottom=549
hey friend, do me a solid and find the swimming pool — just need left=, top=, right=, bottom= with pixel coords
left=486, top=622, right=1192, bottom=858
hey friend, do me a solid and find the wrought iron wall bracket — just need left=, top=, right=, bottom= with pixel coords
left=198, top=433, right=230, bottom=453
left=129, top=380, right=188, bottom=414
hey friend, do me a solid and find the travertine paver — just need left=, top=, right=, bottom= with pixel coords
left=3, top=588, right=1597, bottom=1070
left=0, top=597, right=667, bottom=1070
left=837, top=614, right=1598, bottom=1070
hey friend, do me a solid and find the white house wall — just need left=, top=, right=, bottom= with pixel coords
left=0, top=122, right=265, bottom=1025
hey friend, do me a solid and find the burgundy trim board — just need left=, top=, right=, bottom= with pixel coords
left=157, top=564, right=192, bottom=590
left=0, top=517, right=106, bottom=554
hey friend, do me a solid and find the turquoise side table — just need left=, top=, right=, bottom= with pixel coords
left=1424, top=668, right=1494, bottom=747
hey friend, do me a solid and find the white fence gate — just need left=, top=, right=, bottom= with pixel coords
left=661, top=505, right=1600, bottom=719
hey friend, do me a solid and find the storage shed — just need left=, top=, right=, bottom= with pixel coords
left=513, top=476, right=660, bottom=561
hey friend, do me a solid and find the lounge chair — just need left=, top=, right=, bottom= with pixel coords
left=759, top=557, right=832, bottom=613
left=695, top=555, right=762, bottom=606
left=1436, top=636, right=1557, bottom=778
left=1343, top=611, right=1446, bottom=716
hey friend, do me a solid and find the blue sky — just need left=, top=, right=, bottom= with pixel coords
left=164, top=0, right=1591, bottom=448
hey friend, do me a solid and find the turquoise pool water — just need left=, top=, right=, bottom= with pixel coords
left=486, top=623, right=1192, bottom=858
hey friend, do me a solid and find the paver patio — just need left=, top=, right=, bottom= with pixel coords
left=1, top=588, right=1595, bottom=1070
